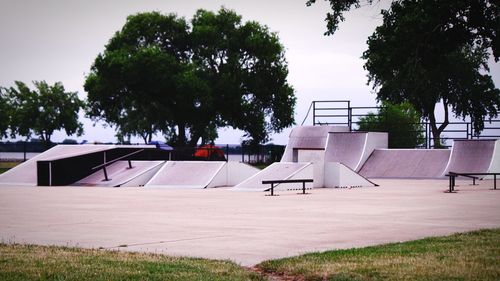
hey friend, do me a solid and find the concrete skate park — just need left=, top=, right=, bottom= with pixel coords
left=1, top=125, right=500, bottom=265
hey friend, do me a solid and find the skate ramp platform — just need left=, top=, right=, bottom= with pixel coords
left=359, top=149, right=451, bottom=178
left=144, top=161, right=259, bottom=189
left=233, top=162, right=314, bottom=191
left=281, top=126, right=349, bottom=162
left=443, top=139, right=499, bottom=175
left=0, top=145, right=115, bottom=186
left=74, top=161, right=165, bottom=187
left=324, top=132, right=387, bottom=171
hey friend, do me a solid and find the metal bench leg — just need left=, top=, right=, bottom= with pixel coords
left=271, top=183, right=274, bottom=196
left=303, top=181, right=306, bottom=194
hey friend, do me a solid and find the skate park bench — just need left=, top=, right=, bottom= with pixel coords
left=262, top=179, right=313, bottom=196
left=446, top=172, right=498, bottom=192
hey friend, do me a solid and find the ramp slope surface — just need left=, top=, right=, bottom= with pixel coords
left=0, top=145, right=113, bottom=186
left=145, top=161, right=226, bottom=188
left=74, top=161, right=165, bottom=187
left=233, top=162, right=313, bottom=191
left=444, top=140, right=496, bottom=174
left=325, top=132, right=366, bottom=170
left=359, top=149, right=451, bottom=178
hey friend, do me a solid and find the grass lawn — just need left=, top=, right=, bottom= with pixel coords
left=0, top=161, right=20, bottom=174
left=1, top=229, right=499, bottom=281
left=0, top=244, right=264, bottom=281
left=257, top=228, right=500, bottom=281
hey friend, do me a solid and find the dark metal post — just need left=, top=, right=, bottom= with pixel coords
left=271, top=183, right=274, bottom=196
left=449, top=175, right=452, bottom=193
left=312, top=101, right=316, bottom=125
left=103, top=167, right=109, bottom=181
left=23, top=141, right=27, bottom=162
left=128, top=160, right=132, bottom=169
left=302, top=181, right=306, bottom=194
left=226, top=144, right=229, bottom=162
left=495, top=174, right=497, bottom=190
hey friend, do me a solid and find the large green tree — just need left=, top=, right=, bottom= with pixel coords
left=363, top=0, right=499, bottom=147
left=5, top=81, right=84, bottom=143
left=85, top=9, right=295, bottom=146
left=308, top=0, right=499, bottom=147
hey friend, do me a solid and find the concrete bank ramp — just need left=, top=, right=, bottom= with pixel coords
left=443, top=139, right=498, bottom=175
left=233, top=162, right=313, bottom=191
left=74, top=161, right=165, bottom=187
left=324, top=162, right=378, bottom=188
left=325, top=132, right=387, bottom=171
left=145, top=161, right=259, bottom=189
left=0, top=145, right=113, bottom=186
left=359, top=149, right=451, bottom=178
left=281, top=126, right=349, bottom=162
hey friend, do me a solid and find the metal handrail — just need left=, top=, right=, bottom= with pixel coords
left=92, top=149, right=145, bottom=181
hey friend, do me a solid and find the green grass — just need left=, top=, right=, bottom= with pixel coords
left=257, top=229, right=500, bottom=281
left=1, top=229, right=499, bottom=281
left=0, top=244, right=264, bottom=281
left=0, top=161, right=20, bottom=174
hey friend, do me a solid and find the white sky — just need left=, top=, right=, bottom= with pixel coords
left=1, top=0, right=498, bottom=144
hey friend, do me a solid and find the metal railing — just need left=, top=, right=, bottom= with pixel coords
left=304, top=100, right=500, bottom=148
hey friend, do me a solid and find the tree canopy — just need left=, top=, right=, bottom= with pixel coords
left=3, top=81, right=84, bottom=143
left=357, top=101, right=424, bottom=148
left=308, top=0, right=500, bottom=147
left=85, top=8, right=296, bottom=146
left=362, top=0, right=500, bottom=147
left=0, top=88, right=11, bottom=139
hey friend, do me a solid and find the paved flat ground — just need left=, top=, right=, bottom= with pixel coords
left=1, top=179, right=499, bottom=266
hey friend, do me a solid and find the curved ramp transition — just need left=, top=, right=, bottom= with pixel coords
left=359, top=149, right=451, bottom=178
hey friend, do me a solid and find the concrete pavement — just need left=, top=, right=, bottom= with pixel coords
left=1, top=179, right=499, bottom=266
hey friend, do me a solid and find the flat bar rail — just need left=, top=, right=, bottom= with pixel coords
left=262, top=179, right=313, bottom=196
left=91, top=149, right=145, bottom=181
left=446, top=172, right=499, bottom=192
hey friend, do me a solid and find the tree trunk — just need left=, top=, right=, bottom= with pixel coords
left=429, top=100, right=450, bottom=148
left=177, top=123, right=187, bottom=147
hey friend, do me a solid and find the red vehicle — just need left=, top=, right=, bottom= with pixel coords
left=194, top=145, right=226, bottom=161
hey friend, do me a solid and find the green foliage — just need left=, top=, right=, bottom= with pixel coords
left=362, top=0, right=500, bottom=147
left=306, top=0, right=374, bottom=35
left=308, top=0, right=499, bottom=148
left=85, top=8, right=296, bottom=146
left=0, top=88, right=12, bottom=139
left=4, top=81, right=84, bottom=143
left=358, top=102, right=424, bottom=148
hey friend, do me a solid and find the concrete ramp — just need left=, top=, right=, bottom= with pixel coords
left=359, top=149, right=451, bottom=178
left=143, top=161, right=259, bottom=189
left=324, top=132, right=387, bottom=171
left=281, top=126, right=349, bottom=162
left=0, top=145, right=113, bottom=186
left=443, top=140, right=497, bottom=175
left=74, top=161, right=165, bottom=187
left=233, top=162, right=313, bottom=191
left=324, top=162, right=377, bottom=188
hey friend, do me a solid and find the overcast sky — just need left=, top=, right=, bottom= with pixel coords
left=1, top=0, right=498, bottom=144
